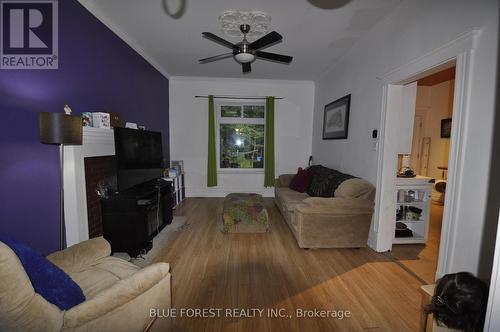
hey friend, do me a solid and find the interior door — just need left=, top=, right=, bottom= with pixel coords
left=374, top=81, right=418, bottom=252
left=397, top=82, right=418, bottom=154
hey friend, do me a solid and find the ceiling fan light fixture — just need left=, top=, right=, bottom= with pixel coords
left=200, top=20, right=292, bottom=74
left=234, top=52, right=255, bottom=63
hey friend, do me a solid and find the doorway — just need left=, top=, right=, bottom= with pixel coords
left=389, top=67, right=456, bottom=284
left=371, top=30, right=475, bottom=283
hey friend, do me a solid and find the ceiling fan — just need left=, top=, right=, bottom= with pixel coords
left=199, top=24, right=293, bottom=73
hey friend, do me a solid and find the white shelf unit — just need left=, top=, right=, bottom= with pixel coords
left=393, top=176, right=433, bottom=245
left=163, top=173, right=185, bottom=209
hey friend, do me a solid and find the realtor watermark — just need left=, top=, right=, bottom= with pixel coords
left=150, top=307, right=352, bottom=320
left=0, top=0, right=58, bottom=69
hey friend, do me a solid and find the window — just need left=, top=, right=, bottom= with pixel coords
left=218, top=102, right=265, bottom=170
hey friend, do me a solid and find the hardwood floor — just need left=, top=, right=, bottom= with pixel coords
left=389, top=204, right=444, bottom=284
left=153, top=198, right=423, bottom=332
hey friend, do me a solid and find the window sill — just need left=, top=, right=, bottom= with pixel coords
left=218, top=168, right=264, bottom=174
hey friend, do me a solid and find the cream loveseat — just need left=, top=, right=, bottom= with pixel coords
left=275, top=172, right=375, bottom=249
left=0, top=237, right=171, bottom=332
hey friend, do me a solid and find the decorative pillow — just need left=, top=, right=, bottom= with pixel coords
left=306, top=165, right=356, bottom=197
left=0, top=235, right=85, bottom=310
left=289, top=168, right=314, bottom=193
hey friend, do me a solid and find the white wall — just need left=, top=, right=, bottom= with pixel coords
left=311, top=0, right=498, bottom=275
left=413, top=80, right=454, bottom=179
left=169, top=77, right=315, bottom=197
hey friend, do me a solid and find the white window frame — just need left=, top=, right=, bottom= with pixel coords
left=216, top=99, right=266, bottom=173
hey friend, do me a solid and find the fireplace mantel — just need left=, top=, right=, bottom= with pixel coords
left=64, top=127, right=115, bottom=246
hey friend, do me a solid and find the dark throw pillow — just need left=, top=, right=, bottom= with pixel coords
left=289, top=168, right=314, bottom=193
left=306, top=165, right=356, bottom=197
left=0, top=235, right=85, bottom=310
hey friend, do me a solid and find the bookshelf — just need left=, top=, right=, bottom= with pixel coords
left=163, top=160, right=185, bottom=209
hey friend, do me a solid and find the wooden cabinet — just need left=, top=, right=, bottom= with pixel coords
left=101, top=179, right=172, bottom=257
left=393, top=176, right=433, bottom=244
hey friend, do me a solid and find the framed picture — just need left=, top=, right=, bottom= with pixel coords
left=441, top=118, right=452, bottom=138
left=323, top=94, right=351, bottom=139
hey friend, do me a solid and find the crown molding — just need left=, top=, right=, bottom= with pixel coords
left=170, top=75, right=315, bottom=86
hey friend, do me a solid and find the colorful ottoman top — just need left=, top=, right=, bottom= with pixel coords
left=222, top=193, right=269, bottom=233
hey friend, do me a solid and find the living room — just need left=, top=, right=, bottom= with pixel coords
left=1, top=0, right=499, bottom=331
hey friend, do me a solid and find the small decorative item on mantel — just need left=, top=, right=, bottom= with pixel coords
left=92, top=112, right=111, bottom=129
left=125, top=122, right=138, bottom=129
left=82, top=112, right=93, bottom=127
left=109, top=111, right=123, bottom=128
left=63, top=103, right=73, bottom=115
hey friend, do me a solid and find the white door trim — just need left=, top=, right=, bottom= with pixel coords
left=484, top=208, right=500, bottom=331
left=371, top=29, right=479, bottom=281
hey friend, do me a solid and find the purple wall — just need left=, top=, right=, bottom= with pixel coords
left=0, top=0, right=169, bottom=254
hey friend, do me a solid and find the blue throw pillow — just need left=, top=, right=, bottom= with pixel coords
left=0, top=235, right=85, bottom=310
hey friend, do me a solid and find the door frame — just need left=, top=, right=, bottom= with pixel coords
left=484, top=207, right=500, bottom=331
left=370, top=30, right=479, bottom=280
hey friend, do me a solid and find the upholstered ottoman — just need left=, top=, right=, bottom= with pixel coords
left=222, top=193, right=269, bottom=233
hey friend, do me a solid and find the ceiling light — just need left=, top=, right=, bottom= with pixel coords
left=234, top=53, right=255, bottom=63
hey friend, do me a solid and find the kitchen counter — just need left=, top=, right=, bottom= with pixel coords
left=396, top=175, right=433, bottom=185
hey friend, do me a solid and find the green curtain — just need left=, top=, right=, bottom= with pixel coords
left=207, top=95, right=217, bottom=187
left=264, top=96, right=275, bottom=187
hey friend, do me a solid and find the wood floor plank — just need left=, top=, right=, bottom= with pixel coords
left=390, top=204, right=443, bottom=284
left=153, top=198, right=422, bottom=331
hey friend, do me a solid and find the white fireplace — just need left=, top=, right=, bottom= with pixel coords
left=63, top=127, right=115, bottom=246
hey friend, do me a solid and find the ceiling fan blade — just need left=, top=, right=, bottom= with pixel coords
left=199, top=53, right=234, bottom=63
left=202, top=32, right=238, bottom=50
left=242, top=62, right=251, bottom=73
left=256, top=51, right=293, bottom=63
left=250, top=31, right=283, bottom=50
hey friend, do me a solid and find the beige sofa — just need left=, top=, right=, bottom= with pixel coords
left=0, top=237, right=171, bottom=332
left=275, top=174, right=375, bottom=249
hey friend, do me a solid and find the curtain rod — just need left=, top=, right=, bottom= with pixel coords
left=195, top=95, right=284, bottom=100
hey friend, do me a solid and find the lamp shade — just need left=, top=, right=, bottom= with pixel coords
left=39, top=112, right=83, bottom=145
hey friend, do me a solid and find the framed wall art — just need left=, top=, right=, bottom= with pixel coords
left=441, top=118, right=452, bottom=138
left=323, top=94, right=351, bottom=140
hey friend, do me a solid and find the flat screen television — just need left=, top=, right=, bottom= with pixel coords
left=114, top=128, right=163, bottom=192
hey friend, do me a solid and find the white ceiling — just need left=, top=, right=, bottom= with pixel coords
left=79, top=0, right=401, bottom=80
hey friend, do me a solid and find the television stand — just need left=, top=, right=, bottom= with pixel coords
left=101, top=178, right=172, bottom=257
